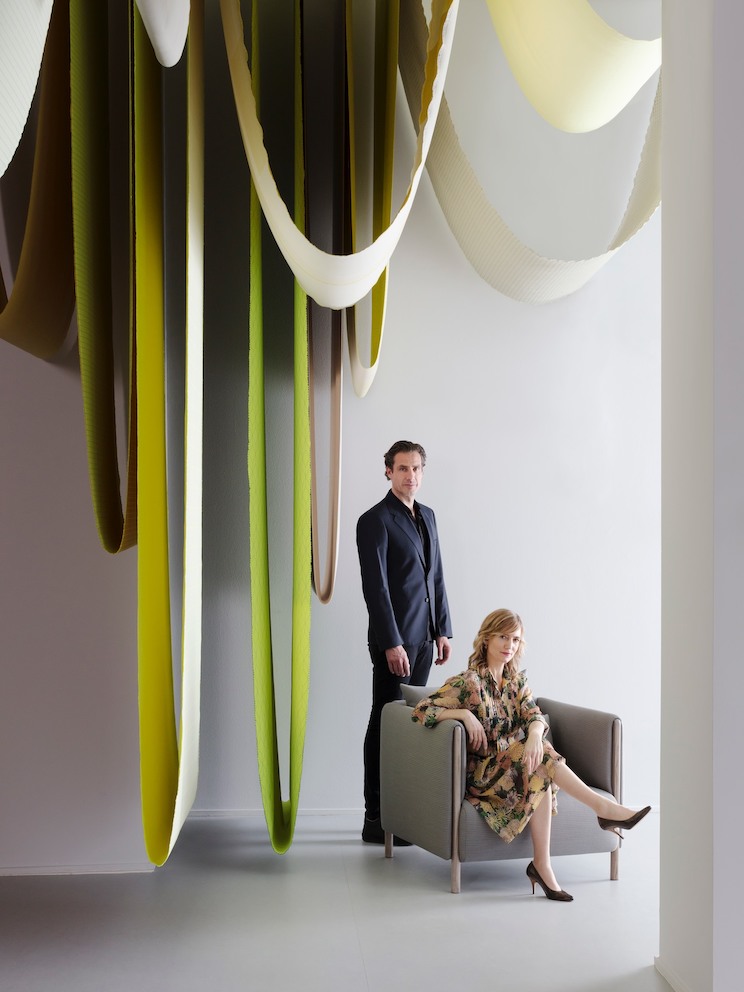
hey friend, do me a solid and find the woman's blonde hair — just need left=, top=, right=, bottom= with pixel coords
left=468, top=608, right=525, bottom=678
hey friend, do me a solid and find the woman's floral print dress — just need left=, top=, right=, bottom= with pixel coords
left=411, top=668, right=565, bottom=842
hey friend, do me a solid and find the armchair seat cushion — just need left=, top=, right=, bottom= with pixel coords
left=458, top=787, right=617, bottom=862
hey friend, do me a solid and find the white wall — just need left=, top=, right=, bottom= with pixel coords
left=0, top=0, right=660, bottom=871
left=658, top=1, right=744, bottom=990
left=0, top=344, right=146, bottom=872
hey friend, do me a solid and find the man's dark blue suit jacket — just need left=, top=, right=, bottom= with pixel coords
left=356, top=489, right=452, bottom=652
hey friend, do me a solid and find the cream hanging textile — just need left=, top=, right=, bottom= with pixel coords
left=0, top=0, right=54, bottom=177
left=484, top=0, right=661, bottom=133
left=220, top=0, right=460, bottom=310
left=398, top=0, right=661, bottom=304
left=136, top=0, right=190, bottom=67
left=0, top=0, right=74, bottom=360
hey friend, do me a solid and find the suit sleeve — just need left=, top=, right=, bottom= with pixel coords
left=356, top=511, right=403, bottom=650
left=429, top=510, right=453, bottom=638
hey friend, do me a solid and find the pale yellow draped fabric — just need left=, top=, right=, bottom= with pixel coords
left=399, top=0, right=661, bottom=303
left=485, top=0, right=661, bottom=133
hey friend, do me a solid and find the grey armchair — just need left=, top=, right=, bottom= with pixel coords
left=379, top=685, right=622, bottom=893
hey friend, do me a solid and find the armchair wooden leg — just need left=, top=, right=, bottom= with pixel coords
left=451, top=854, right=461, bottom=893
left=384, top=831, right=394, bottom=859
left=610, top=846, right=619, bottom=880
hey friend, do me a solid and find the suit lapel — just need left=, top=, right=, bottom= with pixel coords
left=386, top=492, right=426, bottom=567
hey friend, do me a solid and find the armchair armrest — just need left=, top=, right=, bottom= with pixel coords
left=537, top=696, right=622, bottom=802
left=379, top=700, right=465, bottom=858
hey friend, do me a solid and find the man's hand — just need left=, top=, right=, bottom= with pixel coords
left=434, top=635, right=451, bottom=666
left=385, top=645, right=410, bottom=677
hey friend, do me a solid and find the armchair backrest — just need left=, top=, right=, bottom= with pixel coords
left=537, top=696, right=622, bottom=801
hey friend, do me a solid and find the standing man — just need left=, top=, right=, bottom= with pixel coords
left=356, top=440, right=452, bottom=843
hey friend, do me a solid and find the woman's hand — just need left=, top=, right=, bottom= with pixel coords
left=523, top=726, right=545, bottom=775
left=462, top=711, right=488, bottom=753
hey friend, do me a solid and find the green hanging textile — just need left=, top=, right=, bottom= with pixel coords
left=70, top=0, right=137, bottom=553
left=248, top=0, right=312, bottom=854
left=343, top=0, right=399, bottom=397
left=131, top=1, right=180, bottom=865
left=135, top=0, right=206, bottom=865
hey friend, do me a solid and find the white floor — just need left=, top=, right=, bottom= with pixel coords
left=0, top=811, right=669, bottom=992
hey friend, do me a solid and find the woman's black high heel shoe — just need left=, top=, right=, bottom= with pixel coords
left=526, top=861, right=573, bottom=902
left=597, top=804, right=651, bottom=839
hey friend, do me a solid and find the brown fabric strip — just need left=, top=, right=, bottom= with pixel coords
left=0, top=0, right=74, bottom=360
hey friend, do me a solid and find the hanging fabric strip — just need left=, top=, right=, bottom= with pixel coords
left=344, top=0, right=398, bottom=397
left=484, top=0, right=661, bottom=133
left=135, top=0, right=190, bottom=68
left=135, top=0, right=205, bottom=865
left=0, top=0, right=53, bottom=177
left=0, top=0, right=74, bottom=360
left=70, top=0, right=137, bottom=553
left=220, top=0, right=459, bottom=310
left=309, top=307, right=343, bottom=604
left=398, top=0, right=661, bottom=305
left=248, top=0, right=312, bottom=854
left=304, top=1, right=344, bottom=604
left=166, top=0, right=205, bottom=856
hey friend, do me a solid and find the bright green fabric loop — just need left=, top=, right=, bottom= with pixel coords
left=248, top=0, right=312, bottom=854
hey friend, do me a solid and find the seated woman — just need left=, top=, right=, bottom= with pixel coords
left=411, top=608, right=650, bottom=902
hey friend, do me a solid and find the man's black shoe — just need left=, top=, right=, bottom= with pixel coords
left=362, top=816, right=412, bottom=846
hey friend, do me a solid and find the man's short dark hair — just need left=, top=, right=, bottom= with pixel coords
left=383, top=440, right=427, bottom=473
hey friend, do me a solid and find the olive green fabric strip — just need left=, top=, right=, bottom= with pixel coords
left=248, top=0, right=312, bottom=854
left=70, top=0, right=137, bottom=553
left=369, top=0, right=398, bottom=361
left=344, top=0, right=400, bottom=396
left=0, top=0, right=74, bottom=360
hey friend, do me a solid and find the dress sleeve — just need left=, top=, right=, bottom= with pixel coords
left=411, top=672, right=480, bottom=728
left=516, top=671, right=547, bottom=732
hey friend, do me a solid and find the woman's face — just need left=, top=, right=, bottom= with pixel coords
left=486, top=628, right=522, bottom=669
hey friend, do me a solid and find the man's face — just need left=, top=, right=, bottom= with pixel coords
left=386, top=451, right=424, bottom=504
